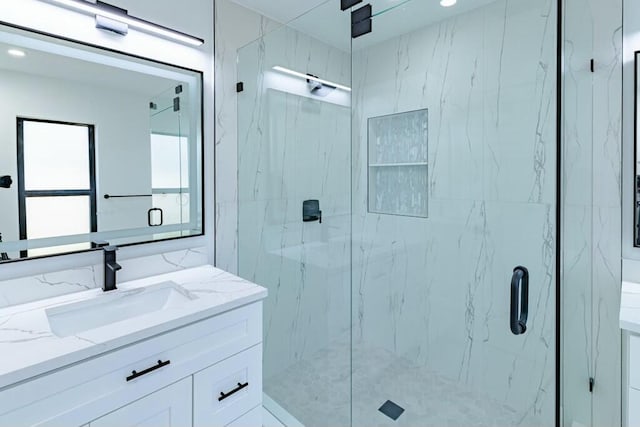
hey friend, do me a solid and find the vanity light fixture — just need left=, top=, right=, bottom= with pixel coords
left=42, top=0, right=204, bottom=46
left=272, top=66, right=352, bottom=92
left=440, top=0, right=457, bottom=7
left=7, top=49, right=26, bottom=57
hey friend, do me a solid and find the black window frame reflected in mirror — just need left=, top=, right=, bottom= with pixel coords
left=16, top=118, right=98, bottom=259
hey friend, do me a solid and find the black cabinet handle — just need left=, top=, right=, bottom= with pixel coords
left=510, top=266, right=529, bottom=335
left=218, top=382, right=249, bottom=401
left=126, top=359, right=171, bottom=382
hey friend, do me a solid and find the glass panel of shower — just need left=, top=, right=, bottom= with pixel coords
left=149, top=86, right=191, bottom=238
left=237, top=2, right=353, bottom=425
left=350, top=0, right=557, bottom=425
left=237, top=0, right=558, bottom=425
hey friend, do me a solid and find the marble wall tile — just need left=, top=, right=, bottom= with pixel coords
left=0, top=247, right=208, bottom=309
left=590, top=1, right=622, bottom=425
left=214, top=0, right=281, bottom=274
left=563, top=0, right=623, bottom=425
left=562, top=1, right=596, bottom=424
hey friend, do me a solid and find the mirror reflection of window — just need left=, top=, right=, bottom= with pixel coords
left=17, top=119, right=96, bottom=257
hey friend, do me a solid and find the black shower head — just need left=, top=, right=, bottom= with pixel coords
left=0, top=176, right=13, bottom=188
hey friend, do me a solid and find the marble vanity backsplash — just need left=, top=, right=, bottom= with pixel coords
left=0, top=247, right=208, bottom=309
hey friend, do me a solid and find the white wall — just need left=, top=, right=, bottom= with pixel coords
left=0, top=0, right=214, bottom=303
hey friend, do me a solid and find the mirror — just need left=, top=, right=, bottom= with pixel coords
left=633, top=51, right=640, bottom=247
left=0, top=24, right=203, bottom=262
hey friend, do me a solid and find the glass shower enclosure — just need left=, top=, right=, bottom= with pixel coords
left=238, top=0, right=558, bottom=425
left=148, top=86, right=193, bottom=240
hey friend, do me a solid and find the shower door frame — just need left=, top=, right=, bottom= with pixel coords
left=555, top=0, right=562, bottom=426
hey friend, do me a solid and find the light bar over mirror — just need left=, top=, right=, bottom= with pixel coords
left=41, top=0, right=205, bottom=46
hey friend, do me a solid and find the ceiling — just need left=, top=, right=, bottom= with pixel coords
left=232, top=0, right=498, bottom=51
left=0, top=42, right=181, bottom=98
left=229, top=0, right=327, bottom=24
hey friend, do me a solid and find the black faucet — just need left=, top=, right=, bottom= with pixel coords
left=103, top=246, right=122, bottom=292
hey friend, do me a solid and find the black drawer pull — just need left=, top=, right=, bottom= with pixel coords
left=126, top=359, right=171, bottom=382
left=218, top=382, right=249, bottom=401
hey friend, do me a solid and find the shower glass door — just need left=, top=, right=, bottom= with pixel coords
left=350, top=0, right=557, bottom=425
left=149, top=87, right=190, bottom=237
left=237, top=2, right=353, bottom=425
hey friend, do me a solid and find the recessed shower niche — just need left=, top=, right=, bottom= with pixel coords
left=367, top=109, right=429, bottom=218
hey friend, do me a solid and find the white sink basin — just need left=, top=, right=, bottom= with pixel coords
left=45, top=281, right=198, bottom=338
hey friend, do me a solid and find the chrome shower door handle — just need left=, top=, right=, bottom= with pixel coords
left=510, top=266, right=529, bottom=335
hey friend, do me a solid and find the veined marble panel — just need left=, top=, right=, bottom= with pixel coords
left=214, top=0, right=281, bottom=274
left=0, top=247, right=208, bottom=308
left=563, top=0, right=623, bottom=425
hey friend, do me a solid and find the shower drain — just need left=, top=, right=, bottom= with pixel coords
left=378, top=400, right=405, bottom=421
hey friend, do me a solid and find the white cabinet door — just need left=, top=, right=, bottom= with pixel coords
left=193, top=345, right=262, bottom=427
left=631, top=388, right=640, bottom=427
left=631, top=335, right=640, bottom=390
left=89, top=378, right=192, bottom=427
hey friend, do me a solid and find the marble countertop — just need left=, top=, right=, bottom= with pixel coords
left=620, top=281, right=640, bottom=334
left=0, top=265, right=267, bottom=390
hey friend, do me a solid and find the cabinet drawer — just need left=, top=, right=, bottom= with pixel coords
left=631, top=334, right=640, bottom=391
left=226, top=407, right=262, bottom=427
left=0, top=303, right=262, bottom=427
left=194, top=345, right=262, bottom=427
left=630, top=388, right=640, bottom=427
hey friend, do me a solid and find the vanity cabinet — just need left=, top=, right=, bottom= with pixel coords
left=0, top=302, right=263, bottom=427
left=628, top=334, right=640, bottom=426
left=630, top=388, right=640, bottom=427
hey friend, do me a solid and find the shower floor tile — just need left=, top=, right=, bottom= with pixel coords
left=264, top=338, right=532, bottom=427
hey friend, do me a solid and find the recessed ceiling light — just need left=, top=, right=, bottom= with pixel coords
left=8, top=49, right=26, bottom=57
left=440, top=0, right=457, bottom=6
